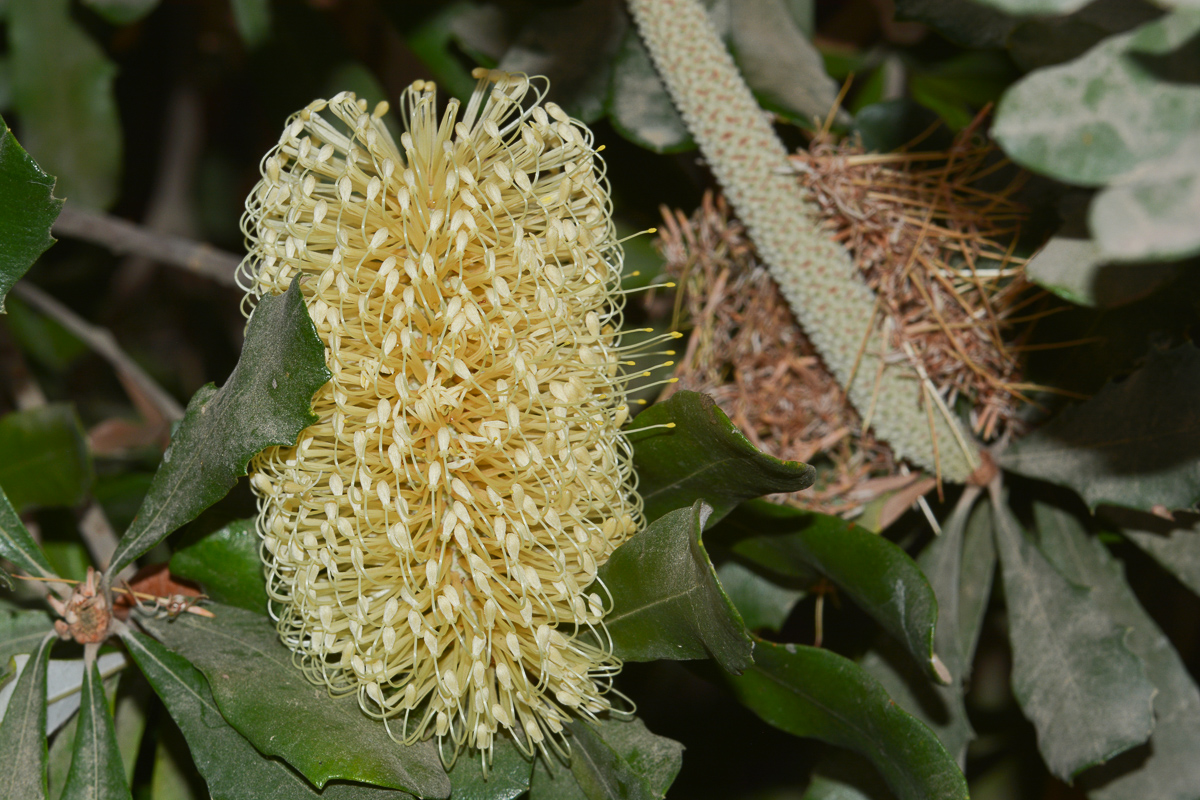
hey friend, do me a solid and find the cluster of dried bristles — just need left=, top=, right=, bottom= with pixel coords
left=659, top=116, right=1036, bottom=516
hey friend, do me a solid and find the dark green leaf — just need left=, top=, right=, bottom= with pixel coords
left=0, top=483, right=58, bottom=582
left=892, top=0, right=1016, bottom=48
left=121, top=630, right=418, bottom=800
left=0, top=113, right=60, bottom=311
left=0, top=609, right=54, bottom=675
left=991, top=494, right=1154, bottom=779
left=1001, top=345, right=1200, bottom=512
left=111, top=675, right=148, bottom=788
left=7, top=0, right=121, bottom=210
left=0, top=404, right=92, bottom=511
left=629, top=392, right=815, bottom=525
left=539, top=717, right=682, bottom=800
left=106, top=279, right=330, bottom=580
left=993, top=11, right=1200, bottom=187
left=605, top=30, right=693, bottom=153
left=1032, top=503, right=1200, bottom=800
left=528, top=754, right=586, bottom=800
left=1090, top=136, right=1200, bottom=262
left=0, top=633, right=54, bottom=800
left=728, top=641, right=968, bottom=800
left=1122, top=525, right=1200, bottom=597
left=714, top=560, right=804, bottom=633
left=718, top=500, right=948, bottom=684
left=595, top=501, right=754, bottom=672
left=956, top=499, right=996, bottom=666
left=231, top=0, right=270, bottom=47
left=907, top=52, right=1017, bottom=131
left=726, top=0, right=842, bottom=127
left=137, top=603, right=450, bottom=798
left=1007, top=0, right=1164, bottom=72
left=401, top=1, right=486, bottom=102
left=61, top=661, right=132, bottom=800
left=446, top=734, right=531, bottom=800
left=80, top=0, right=159, bottom=25
left=169, top=518, right=268, bottom=614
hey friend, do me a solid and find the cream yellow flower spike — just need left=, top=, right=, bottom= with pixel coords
left=238, top=72, right=641, bottom=765
left=627, top=0, right=980, bottom=481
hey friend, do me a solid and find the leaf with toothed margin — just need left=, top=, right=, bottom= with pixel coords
left=0, top=113, right=61, bottom=312
left=105, top=278, right=330, bottom=580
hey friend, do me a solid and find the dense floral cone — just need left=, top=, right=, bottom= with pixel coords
left=237, top=70, right=644, bottom=763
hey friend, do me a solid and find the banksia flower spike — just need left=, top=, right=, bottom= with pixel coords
left=237, top=70, right=648, bottom=765
left=627, top=0, right=982, bottom=482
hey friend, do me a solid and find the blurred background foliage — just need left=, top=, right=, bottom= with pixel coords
left=3, top=1, right=1200, bottom=799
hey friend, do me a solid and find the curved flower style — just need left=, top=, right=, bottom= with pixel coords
left=237, top=70, right=644, bottom=763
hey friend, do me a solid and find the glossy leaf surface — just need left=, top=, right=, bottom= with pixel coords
left=138, top=604, right=449, bottom=798
left=596, top=501, right=754, bottom=672
left=729, top=641, right=968, bottom=800
left=169, top=518, right=268, bottom=613
left=122, top=630, right=418, bottom=800
left=106, top=279, right=330, bottom=579
left=628, top=392, right=814, bottom=525
left=0, top=113, right=61, bottom=312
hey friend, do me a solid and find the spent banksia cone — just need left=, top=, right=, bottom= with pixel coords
left=237, top=70, right=654, bottom=764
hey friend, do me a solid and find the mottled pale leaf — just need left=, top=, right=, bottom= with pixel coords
left=719, top=500, right=947, bottom=684
left=121, top=630, right=418, bottom=800
left=729, top=641, right=968, bottom=800
left=629, top=392, right=814, bottom=525
left=8, top=0, right=121, bottom=209
left=106, top=279, right=330, bottom=579
left=137, top=604, right=450, bottom=798
left=0, top=404, right=92, bottom=512
left=1002, top=345, right=1200, bottom=512
left=1033, top=503, right=1200, bottom=800
left=596, top=501, right=754, bottom=672
left=0, top=634, right=54, bottom=800
left=991, top=495, right=1154, bottom=779
left=0, top=112, right=60, bottom=311
left=714, top=560, right=804, bottom=633
left=60, top=661, right=131, bottom=800
left=169, top=518, right=268, bottom=613
left=1091, top=136, right=1200, bottom=262
left=993, top=11, right=1200, bottom=187
left=606, top=29, right=693, bottom=153
left=1122, top=525, right=1200, bottom=597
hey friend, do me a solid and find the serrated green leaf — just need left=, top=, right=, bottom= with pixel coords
left=136, top=603, right=449, bottom=798
left=629, top=392, right=815, bottom=525
left=991, top=494, right=1154, bottom=780
left=729, top=641, right=968, bottom=800
left=0, top=483, right=57, bottom=583
left=0, top=633, right=54, bottom=800
left=1032, top=503, right=1200, bottom=800
left=0, top=609, right=54, bottom=677
left=1001, top=345, right=1200, bottom=512
left=0, top=113, right=60, bottom=312
left=169, top=518, right=267, bottom=614
left=446, top=734, right=531, bottom=800
left=0, top=404, right=92, bottom=512
left=993, top=10, right=1200, bottom=187
left=1122, top=525, right=1200, bottom=597
left=717, top=500, right=946, bottom=684
left=61, top=661, right=131, bottom=800
left=81, top=0, right=159, bottom=25
left=605, top=29, right=693, bottom=153
left=121, top=630, right=418, bottom=800
left=595, top=501, right=754, bottom=672
left=7, top=0, right=121, bottom=210
left=1091, top=136, right=1200, bottom=262
left=714, top=560, right=804, bottom=633
left=231, top=0, right=270, bottom=48
left=106, top=279, right=330, bottom=580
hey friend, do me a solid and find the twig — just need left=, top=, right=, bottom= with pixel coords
left=12, top=283, right=185, bottom=421
left=15, top=574, right=215, bottom=618
left=52, top=203, right=239, bottom=287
